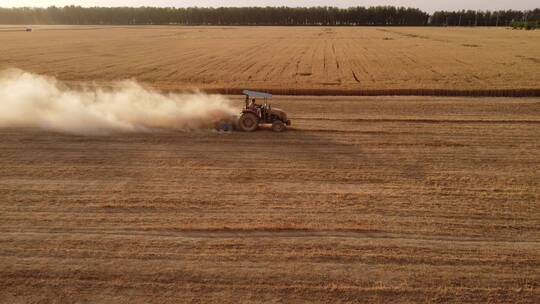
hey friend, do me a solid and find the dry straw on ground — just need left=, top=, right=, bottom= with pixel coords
left=0, top=26, right=539, bottom=96
left=1, top=96, right=539, bottom=303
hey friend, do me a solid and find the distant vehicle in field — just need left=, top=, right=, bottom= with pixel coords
left=25, top=27, right=32, bottom=32
left=216, top=90, right=291, bottom=132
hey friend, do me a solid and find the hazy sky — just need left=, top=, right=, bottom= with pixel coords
left=0, top=1, right=538, bottom=12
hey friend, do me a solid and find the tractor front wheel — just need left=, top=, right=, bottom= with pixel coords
left=238, top=113, right=259, bottom=132
left=272, top=121, right=286, bottom=132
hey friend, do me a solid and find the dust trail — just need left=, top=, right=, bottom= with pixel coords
left=0, top=69, right=236, bottom=135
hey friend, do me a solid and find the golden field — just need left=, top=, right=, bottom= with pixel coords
left=0, top=26, right=539, bottom=94
left=1, top=96, right=539, bottom=303
left=1, top=24, right=540, bottom=303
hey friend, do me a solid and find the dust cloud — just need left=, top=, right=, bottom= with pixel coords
left=0, top=69, right=236, bottom=135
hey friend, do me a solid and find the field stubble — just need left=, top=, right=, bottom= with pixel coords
left=0, top=96, right=539, bottom=303
left=0, top=26, right=539, bottom=96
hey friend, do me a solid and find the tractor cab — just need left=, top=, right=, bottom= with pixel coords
left=243, top=90, right=271, bottom=112
left=238, top=90, right=291, bottom=132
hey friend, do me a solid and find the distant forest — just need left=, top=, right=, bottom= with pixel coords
left=0, top=6, right=539, bottom=27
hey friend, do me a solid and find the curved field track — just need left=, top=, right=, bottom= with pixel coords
left=1, top=96, right=539, bottom=303
left=0, top=26, right=539, bottom=95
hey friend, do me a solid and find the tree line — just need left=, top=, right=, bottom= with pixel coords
left=0, top=6, right=538, bottom=27
left=430, top=9, right=540, bottom=26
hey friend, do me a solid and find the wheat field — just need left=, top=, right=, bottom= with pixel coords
left=0, top=26, right=539, bottom=95
left=1, top=96, right=539, bottom=303
left=1, top=24, right=540, bottom=303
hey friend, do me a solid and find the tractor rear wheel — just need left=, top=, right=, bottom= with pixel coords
left=272, top=121, right=286, bottom=132
left=238, top=113, right=259, bottom=132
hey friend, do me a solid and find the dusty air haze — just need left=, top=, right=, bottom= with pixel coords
left=0, top=69, right=236, bottom=135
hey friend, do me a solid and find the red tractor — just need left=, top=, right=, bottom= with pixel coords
left=236, top=90, right=291, bottom=132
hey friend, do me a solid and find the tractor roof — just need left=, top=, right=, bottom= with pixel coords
left=242, top=90, right=272, bottom=99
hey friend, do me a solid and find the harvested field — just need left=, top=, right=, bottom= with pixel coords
left=1, top=96, right=539, bottom=303
left=0, top=26, right=539, bottom=95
